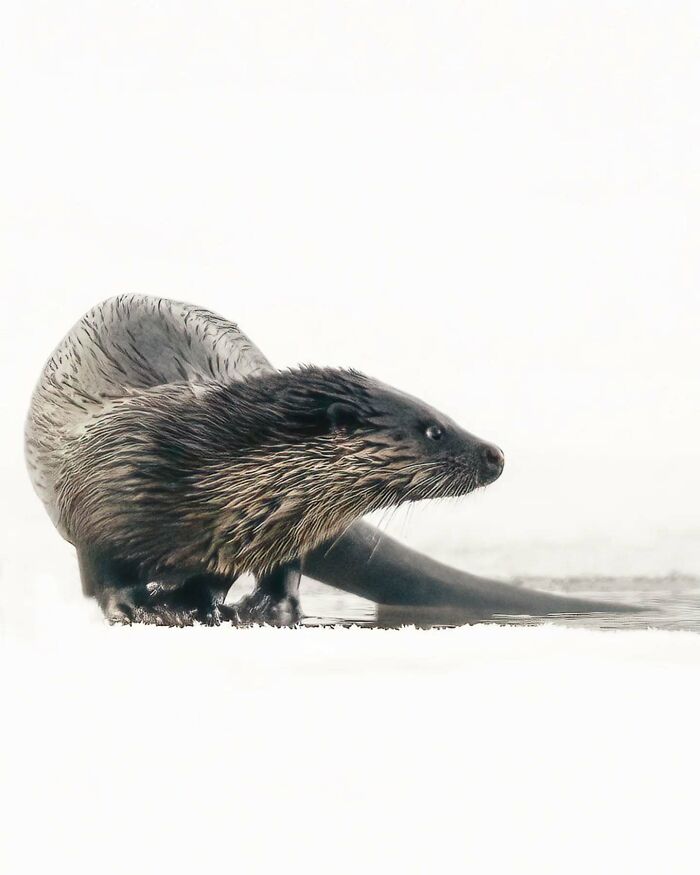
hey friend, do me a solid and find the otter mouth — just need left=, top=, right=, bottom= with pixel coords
left=434, top=444, right=505, bottom=498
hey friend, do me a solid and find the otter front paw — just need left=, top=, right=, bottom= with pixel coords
left=115, top=604, right=198, bottom=627
left=100, top=584, right=216, bottom=627
left=230, top=590, right=302, bottom=627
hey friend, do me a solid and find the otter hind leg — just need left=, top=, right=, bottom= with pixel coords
left=228, top=563, right=302, bottom=627
left=78, top=545, right=235, bottom=626
left=77, top=545, right=145, bottom=623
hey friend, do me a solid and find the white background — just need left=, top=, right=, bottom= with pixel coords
left=2, top=0, right=699, bottom=571
left=1, top=3, right=699, bottom=874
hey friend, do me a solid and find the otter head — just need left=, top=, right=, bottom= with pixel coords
left=204, top=367, right=504, bottom=574
left=214, top=367, right=502, bottom=560
left=294, top=367, right=504, bottom=506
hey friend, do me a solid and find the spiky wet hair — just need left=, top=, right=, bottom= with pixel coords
left=61, top=366, right=479, bottom=580
left=209, top=365, right=385, bottom=446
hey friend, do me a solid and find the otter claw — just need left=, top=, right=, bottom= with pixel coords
left=218, top=604, right=241, bottom=624
left=233, top=592, right=301, bottom=627
left=107, top=606, right=133, bottom=625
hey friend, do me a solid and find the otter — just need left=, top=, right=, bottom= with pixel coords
left=26, top=295, right=626, bottom=625
left=26, top=295, right=505, bottom=624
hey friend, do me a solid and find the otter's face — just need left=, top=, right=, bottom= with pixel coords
left=202, top=368, right=503, bottom=574
left=327, top=384, right=504, bottom=508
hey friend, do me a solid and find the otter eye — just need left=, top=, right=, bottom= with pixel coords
left=425, top=424, right=444, bottom=441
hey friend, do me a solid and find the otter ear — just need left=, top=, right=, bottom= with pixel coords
left=326, top=402, right=360, bottom=433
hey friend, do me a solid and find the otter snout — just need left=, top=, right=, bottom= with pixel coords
left=478, top=442, right=504, bottom=485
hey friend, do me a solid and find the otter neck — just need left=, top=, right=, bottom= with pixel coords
left=195, top=440, right=397, bottom=578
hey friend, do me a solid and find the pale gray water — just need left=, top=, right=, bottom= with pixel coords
left=299, top=575, right=700, bottom=631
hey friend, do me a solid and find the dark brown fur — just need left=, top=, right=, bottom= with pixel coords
left=60, top=366, right=501, bottom=585
left=26, top=295, right=509, bottom=624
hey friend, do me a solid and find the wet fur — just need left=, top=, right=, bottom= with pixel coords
left=57, top=367, right=484, bottom=583
left=25, top=295, right=499, bottom=623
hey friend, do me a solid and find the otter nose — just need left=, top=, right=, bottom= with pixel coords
left=480, top=443, right=505, bottom=481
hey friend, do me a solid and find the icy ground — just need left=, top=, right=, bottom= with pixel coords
left=3, top=474, right=700, bottom=874
left=3, top=595, right=700, bottom=875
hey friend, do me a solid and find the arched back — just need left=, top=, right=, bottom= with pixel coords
left=25, top=295, right=273, bottom=535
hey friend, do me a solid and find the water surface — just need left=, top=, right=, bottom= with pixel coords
left=299, top=575, right=700, bottom=632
